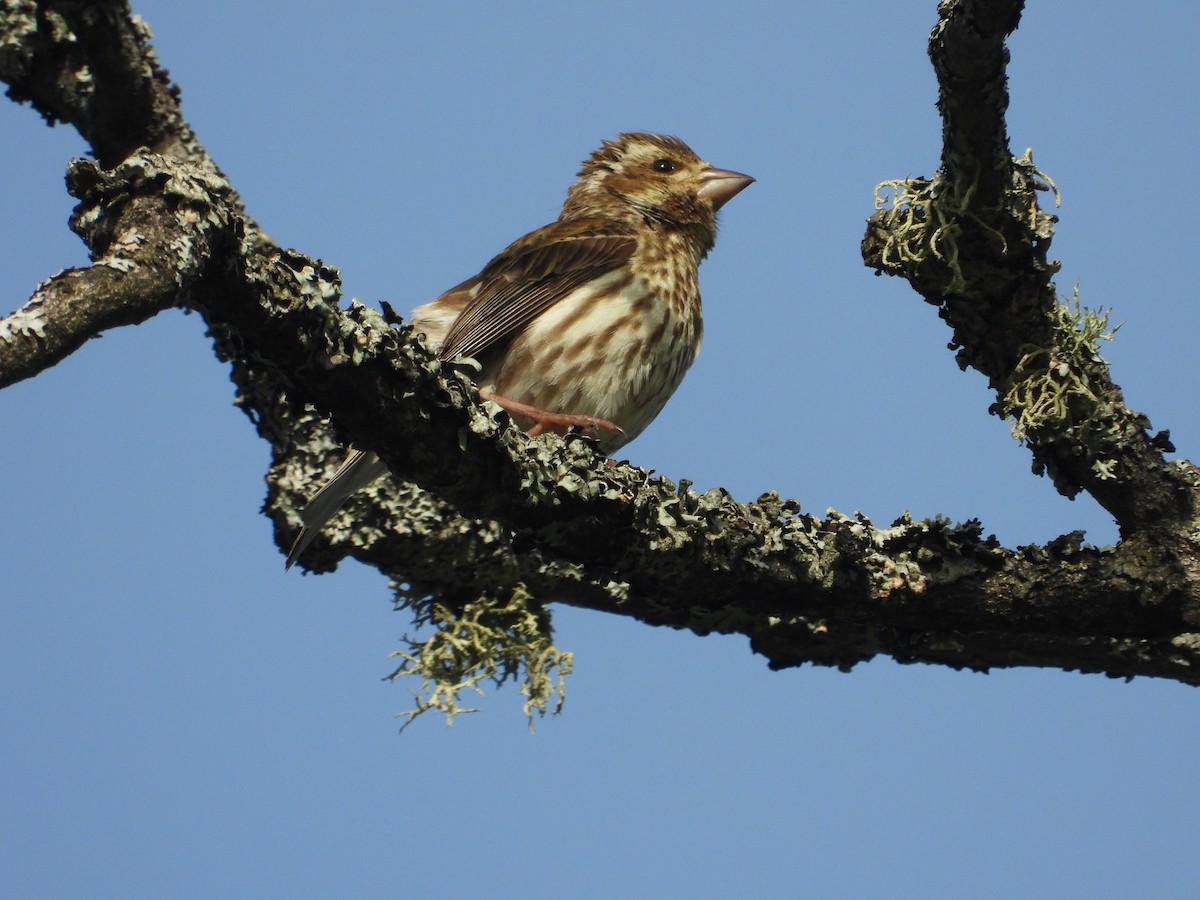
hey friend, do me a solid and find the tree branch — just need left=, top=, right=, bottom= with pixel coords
left=863, top=0, right=1199, bottom=540
left=3, top=1, right=1200, bottom=688
left=0, top=0, right=264, bottom=236
left=0, top=159, right=211, bottom=386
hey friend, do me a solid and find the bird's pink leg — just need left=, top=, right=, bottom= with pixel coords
left=479, top=387, right=624, bottom=439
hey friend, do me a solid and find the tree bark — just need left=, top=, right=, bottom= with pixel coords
left=3, top=0, right=1199, bottom=686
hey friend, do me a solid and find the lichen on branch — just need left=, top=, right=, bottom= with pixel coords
left=388, top=585, right=573, bottom=731
left=1002, top=289, right=1122, bottom=483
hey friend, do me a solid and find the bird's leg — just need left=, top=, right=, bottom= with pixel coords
left=479, top=387, right=624, bottom=440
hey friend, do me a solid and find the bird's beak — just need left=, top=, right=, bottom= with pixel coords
left=697, top=167, right=755, bottom=210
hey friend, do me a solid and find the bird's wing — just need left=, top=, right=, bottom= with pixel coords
left=435, top=218, right=637, bottom=362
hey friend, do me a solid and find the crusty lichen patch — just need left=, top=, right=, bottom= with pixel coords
left=387, top=585, right=573, bottom=732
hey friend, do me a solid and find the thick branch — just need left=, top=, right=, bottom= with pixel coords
left=0, top=0, right=264, bottom=237
left=0, top=162, right=197, bottom=386
left=4, top=2, right=1200, bottom=688
left=862, top=0, right=1198, bottom=543
left=0, top=262, right=170, bottom=389
left=931, top=0, right=1024, bottom=198
left=13, top=151, right=1189, bottom=685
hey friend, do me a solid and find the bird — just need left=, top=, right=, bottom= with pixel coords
left=286, top=132, right=753, bottom=569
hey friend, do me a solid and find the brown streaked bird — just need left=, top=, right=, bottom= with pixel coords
left=286, top=132, right=753, bottom=568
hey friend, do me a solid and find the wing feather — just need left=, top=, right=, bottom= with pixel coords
left=435, top=219, right=637, bottom=362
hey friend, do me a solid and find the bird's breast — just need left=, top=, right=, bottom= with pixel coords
left=488, top=261, right=703, bottom=449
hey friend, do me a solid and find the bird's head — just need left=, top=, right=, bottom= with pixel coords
left=562, top=133, right=753, bottom=253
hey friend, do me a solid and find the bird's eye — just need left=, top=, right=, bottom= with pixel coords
left=651, top=158, right=678, bottom=174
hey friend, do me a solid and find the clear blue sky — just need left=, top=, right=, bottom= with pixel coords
left=3, top=2, right=1198, bottom=897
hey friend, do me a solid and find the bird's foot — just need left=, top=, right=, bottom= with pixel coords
left=480, top=388, right=623, bottom=440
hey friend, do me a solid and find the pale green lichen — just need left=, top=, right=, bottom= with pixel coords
left=1171, top=633, right=1200, bottom=653
left=872, top=150, right=1060, bottom=292
left=0, top=293, right=49, bottom=342
left=872, top=174, right=1006, bottom=294
left=388, top=585, right=573, bottom=732
left=1012, top=148, right=1062, bottom=224
left=1001, top=286, right=1120, bottom=477
left=872, top=177, right=938, bottom=268
left=0, top=2, right=38, bottom=73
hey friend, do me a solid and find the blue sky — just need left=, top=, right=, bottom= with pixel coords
left=2, top=2, right=1198, bottom=897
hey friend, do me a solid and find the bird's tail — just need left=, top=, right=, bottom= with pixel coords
left=285, top=448, right=389, bottom=569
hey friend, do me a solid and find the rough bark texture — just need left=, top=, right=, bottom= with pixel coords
left=4, top=0, right=1200, bottom=685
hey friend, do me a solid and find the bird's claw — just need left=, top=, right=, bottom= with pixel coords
left=480, top=388, right=622, bottom=441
